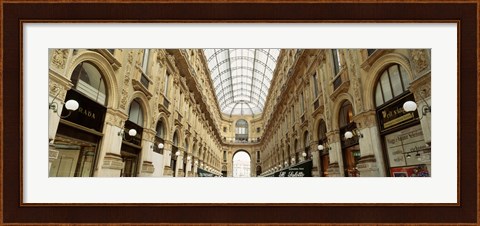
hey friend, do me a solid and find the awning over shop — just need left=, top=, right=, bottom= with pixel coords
left=263, top=160, right=313, bottom=177
left=197, top=168, right=222, bottom=177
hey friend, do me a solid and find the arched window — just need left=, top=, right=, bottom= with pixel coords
left=235, top=119, right=248, bottom=142
left=375, top=64, right=410, bottom=107
left=154, top=120, right=165, bottom=154
left=339, top=101, right=354, bottom=128
left=128, top=100, right=144, bottom=127
left=171, top=132, right=179, bottom=177
left=304, top=131, right=310, bottom=159
left=155, top=120, right=164, bottom=140
left=71, top=62, right=107, bottom=105
left=318, top=120, right=327, bottom=143
left=173, top=132, right=179, bottom=147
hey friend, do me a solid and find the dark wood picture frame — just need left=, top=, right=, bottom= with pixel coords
left=1, top=1, right=478, bottom=225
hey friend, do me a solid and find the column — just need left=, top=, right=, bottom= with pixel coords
left=95, top=110, right=127, bottom=177
left=326, top=130, right=343, bottom=177
left=162, top=141, right=173, bottom=177
left=354, top=111, right=385, bottom=177
left=310, top=141, right=321, bottom=177
left=139, top=128, right=155, bottom=177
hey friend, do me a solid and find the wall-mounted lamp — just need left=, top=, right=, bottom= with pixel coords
left=318, top=144, right=331, bottom=152
left=403, top=89, right=431, bottom=120
left=284, top=160, right=288, bottom=167
left=344, top=128, right=363, bottom=139
left=175, top=151, right=180, bottom=156
left=291, top=157, right=296, bottom=164
left=151, top=142, right=164, bottom=149
left=118, top=128, right=137, bottom=141
left=49, top=89, right=79, bottom=118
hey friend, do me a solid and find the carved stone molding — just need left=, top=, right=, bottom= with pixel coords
left=51, top=49, right=69, bottom=69
left=353, top=110, right=377, bottom=129
left=143, top=128, right=157, bottom=142
left=48, top=71, right=73, bottom=101
left=409, top=73, right=431, bottom=99
left=409, top=49, right=430, bottom=75
left=326, top=130, right=340, bottom=143
left=157, top=49, right=167, bottom=65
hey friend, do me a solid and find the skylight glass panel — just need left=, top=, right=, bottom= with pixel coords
left=203, top=48, right=280, bottom=116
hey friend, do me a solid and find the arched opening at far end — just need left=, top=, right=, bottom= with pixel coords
left=233, top=150, right=251, bottom=177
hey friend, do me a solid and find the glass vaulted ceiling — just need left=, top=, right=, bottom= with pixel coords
left=203, top=49, right=280, bottom=116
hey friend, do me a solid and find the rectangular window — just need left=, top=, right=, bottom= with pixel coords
left=313, top=73, right=319, bottom=98
left=300, top=93, right=304, bottom=114
left=164, top=73, right=170, bottom=96
left=332, top=49, right=341, bottom=75
left=257, top=151, right=260, bottom=161
left=140, top=73, right=149, bottom=89
left=223, top=151, right=227, bottom=162
left=142, top=49, right=149, bottom=73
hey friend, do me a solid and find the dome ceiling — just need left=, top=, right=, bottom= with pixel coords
left=203, top=49, right=280, bottom=116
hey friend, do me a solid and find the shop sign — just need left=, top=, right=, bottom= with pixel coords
left=385, top=124, right=428, bottom=167
left=340, top=124, right=359, bottom=148
left=197, top=168, right=218, bottom=177
left=277, top=160, right=313, bottom=177
left=377, top=94, right=418, bottom=132
left=62, top=89, right=106, bottom=132
left=124, top=120, right=143, bottom=146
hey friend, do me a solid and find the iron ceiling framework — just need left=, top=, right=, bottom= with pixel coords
left=203, top=49, right=280, bottom=116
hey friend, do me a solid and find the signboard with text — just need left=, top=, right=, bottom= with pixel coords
left=62, top=89, right=106, bottom=132
left=385, top=124, right=427, bottom=167
left=377, top=93, right=418, bottom=132
left=277, top=160, right=313, bottom=177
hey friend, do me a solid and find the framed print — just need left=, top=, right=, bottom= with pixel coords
left=1, top=1, right=478, bottom=225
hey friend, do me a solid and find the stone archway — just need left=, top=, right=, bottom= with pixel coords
left=232, top=150, right=251, bottom=177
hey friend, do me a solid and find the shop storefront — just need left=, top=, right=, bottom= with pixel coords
left=120, top=100, right=144, bottom=177
left=317, top=120, right=329, bottom=177
left=374, top=64, right=431, bottom=177
left=377, top=93, right=430, bottom=177
left=339, top=101, right=361, bottom=177
left=49, top=62, right=107, bottom=177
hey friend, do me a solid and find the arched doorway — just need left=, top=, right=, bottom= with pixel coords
left=232, top=150, right=251, bottom=177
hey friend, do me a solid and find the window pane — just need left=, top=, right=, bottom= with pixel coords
left=129, top=101, right=143, bottom=126
left=313, top=73, right=319, bottom=98
left=389, top=65, right=404, bottom=97
left=380, top=71, right=393, bottom=102
left=142, top=49, right=149, bottom=72
left=375, top=84, right=384, bottom=107
left=399, top=65, right=410, bottom=89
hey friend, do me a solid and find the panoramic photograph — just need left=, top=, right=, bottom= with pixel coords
left=48, top=48, right=431, bottom=177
